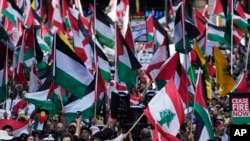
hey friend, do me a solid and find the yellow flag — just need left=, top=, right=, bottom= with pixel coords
left=214, top=47, right=235, bottom=97
left=31, top=0, right=36, bottom=10
left=194, top=40, right=212, bottom=99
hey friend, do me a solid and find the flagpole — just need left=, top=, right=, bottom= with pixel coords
left=181, top=2, right=189, bottom=110
left=245, top=33, right=250, bottom=71
left=164, top=0, right=168, bottom=25
left=230, top=0, right=234, bottom=74
left=5, top=42, right=8, bottom=111
left=126, top=113, right=145, bottom=134
left=93, top=0, right=97, bottom=119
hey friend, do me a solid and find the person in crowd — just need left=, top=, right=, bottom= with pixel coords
left=18, top=133, right=29, bottom=141
left=23, top=134, right=35, bottom=141
left=139, top=128, right=152, bottom=141
left=67, top=122, right=77, bottom=135
left=2, top=125, right=13, bottom=137
left=61, top=132, right=74, bottom=141
left=91, top=131, right=106, bottom=141
left=79, top=127, right=91, bottom=141
left=32, top=131, right=42, bottom=141
left=0, top=130, right=13, bottom=141
left=214, top=120, right=229, bottom=141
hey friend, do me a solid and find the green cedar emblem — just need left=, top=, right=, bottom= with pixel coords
left=157, top=109, right=176, bottom=127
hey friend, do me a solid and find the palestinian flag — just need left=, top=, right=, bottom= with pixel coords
left=64, top=91, right=103, bottom=123
left=146, top=13, right=155, bottom=43
left=154, top=17, right=168, bottom=48
left=174, top=2, right=192, bottom=54
left=53, top=33, right=93, bottom=98
left=212, top=0, right=226, bottom=26
left=194, top=69, right=214, bottom=141
left=145, top=36, right=169, bottom=81
left=144, top=78, right=184, bottom=141
left=95, top=45, right=111, bottom=82
left=207, top=21, right=229, bottom=46
left=194, top=9, right=207, bottom=54
left=154, top=52, right=179, bottom=89
left=116, top=26, right=142, bottom=91
left=0, top=42, right=7, bottom=101
left=24, top=89, right=54, bottom=111
left=95, top=10, right=115, bottom=49
left=1, top=0, right=23, bottom=26
left=0, top=119, right=29, bottom=137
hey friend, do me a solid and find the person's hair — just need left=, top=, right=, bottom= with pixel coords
left=2, top=125, right=13, bottom=131
left=140, top=128, right=151, bottom=139
left=61, top=132, right=73, bottom=141
left=23, top=134, right=34, bottom=141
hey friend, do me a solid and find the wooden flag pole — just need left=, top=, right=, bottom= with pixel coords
left=126, top=113, right=145, bottom=134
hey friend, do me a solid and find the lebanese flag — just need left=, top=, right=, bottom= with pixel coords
left=0, top=119, right=29, bottom=137
left=144, top=78, right=184, bottom=141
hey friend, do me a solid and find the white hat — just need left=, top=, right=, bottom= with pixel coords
left=0, top=130, right=13, bottom=140
left=95, top=120, right=105, bottom=127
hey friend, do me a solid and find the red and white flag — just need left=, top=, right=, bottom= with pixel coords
left=144, top=78, right=184, bottom=141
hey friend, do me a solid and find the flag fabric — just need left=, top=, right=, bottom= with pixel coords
left=67, top=7, right=88, bottom=63
left=28, top=62, right=42, bottom=92
left=95, top=45, right=111, bottom=82
left=95, top=10, right=115, bottom=49
left=64, top=91, right=97, bottom=123
left=124, top=23, right=135, bottom=52
left=53, top=33, right=93, bottom=98
left=12, top=99, right=28, bottom=115
left=155, top=52, right=194, bottom=106
left=16, top=34, right=28, bottom=90
left=233, top=2, right=250, bottom=32
left=0, top=119, right=29, bottom=137
left=173, top=56, right=194, bottom=106
left=194, top=9, right=207, bottom=54
left=154, top=52, right=179, bottom=89
left=146, top=13, right=155, bottom=43
left=214, top=47, right=235, bottom=97
left=144, top=78, right=184, bottom=141
left=154, top=17, right=168, bottom=49
left=188, top=41, right=213, bottom=100
left=145, top=36, right=169, bottom=81
left=0, top=0, right=8, bottom=12
left=0, top=42, right=7, bottom=101
left=233, top=71, right=249, bottom=93
left=50, top=7, right=64, bottom=34
left=1, top=0, right=23, bottom=26
left=212, top=0, right=226, bottom=26
left=116, top=26, right=142, bottom=91
left=174, top=2, right=192, bottom=54
left=24, top=89, right=54, bottom=111
left=207, top=21, right=229, bottom=46
left=194, top=69, right=214, bottom=141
